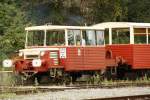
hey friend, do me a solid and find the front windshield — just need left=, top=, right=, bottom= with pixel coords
left=27, top=30, right=65, bottom=46
left=27, top=30, right=44, bottom=46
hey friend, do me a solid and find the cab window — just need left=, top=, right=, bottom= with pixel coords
left=46, top=30, right=65, bottom=46
left=27, top=30, right=44, bottom=46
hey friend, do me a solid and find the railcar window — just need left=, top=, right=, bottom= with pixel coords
left=148, top=29, right=150, bottom=44
left=134, top=28, right=147, bottom=44
left=134, top=35, right=146, bottom=44
left=149, top=29, right=150, bottom=44
left=75, top=30, right=81, bottom=45
left=68, top=30, right=75, bottom=45
left=27, top=31, right=44, bottom=46
left=82, top=30, right=96, bottom=45
left=46, top=30, right=65, bottom=46
left=112, top=28, right=130, bottom=44
left=104, top=29, right=109, bottom=44
left=96, top=31, right=104, bottom=45
left=68, top=30, right=81, bottom=45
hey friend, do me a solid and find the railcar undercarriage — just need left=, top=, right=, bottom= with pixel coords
left=17, top=69, right=107, bottom=85
left=9, top=63, right=150, bottom=86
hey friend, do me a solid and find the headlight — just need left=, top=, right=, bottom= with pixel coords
left=40, top=51, right=45, bottom=56
left=19, top=52, right=23, bottom=56
left=3, top=59, right=13, bottom=67
left=32, top=59, right=41, bottom=67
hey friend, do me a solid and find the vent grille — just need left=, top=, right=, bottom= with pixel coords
left=50, top=51, right=59, bottom=65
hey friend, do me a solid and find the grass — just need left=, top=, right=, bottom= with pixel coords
left=0, top=66, right=16, bottom=86
left=0, top=66, right=13, bottom=71
left=0, top=93, right=16, bottom=99
left=100, top=76, right=150, bottom=86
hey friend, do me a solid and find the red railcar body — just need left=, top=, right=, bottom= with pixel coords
left=106, top=44, right=150, bottom=69
left=132, top=45, right=150, bottom=69
left=66, top=46, right=105, bottom=71
left=106, top=45, right=133, bottom=65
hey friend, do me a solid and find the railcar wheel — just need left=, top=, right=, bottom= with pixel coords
left=93, top=74, right=103, bottom=85
left=37, top=75, right=50, bottom=84
left=21, top=76, right=35, bottom=85
left=62, top=74, right=72, bottom=85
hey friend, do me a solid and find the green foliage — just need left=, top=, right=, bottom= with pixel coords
left=1, top=0, right=150, bottom=62
left=92, top=0, right=128, bottom=23
left=0, top=2, right=27, bottom=61
left=128, top=0, right=150, bottom=22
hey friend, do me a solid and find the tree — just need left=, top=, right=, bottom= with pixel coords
left=92, top=0, right=128, bottom=23
left=0, top=1, right=27, bottom=61
left=128, top=0, right=150, bottom=22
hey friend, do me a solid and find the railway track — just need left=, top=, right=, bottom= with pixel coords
left=88, top=94, right=150, bottom=100
left=1, top=83, right=150, bottom=100
left=1, top=81, right=150, bottom=95
left=1, top=85, right=150, bottom=100
left=0, top=86, right=77, bottom=95
left=67, top=81, right=150, bottom=89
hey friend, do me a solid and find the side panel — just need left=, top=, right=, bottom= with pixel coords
left=65, top=47, right=83, bottom=71
left=133, top=45, right=150, bottom=69
left=83, top=47, right=105, bottom=70
left=106, top=45, right=133, bottom=65
left=65, top=46, right=105, bottom=71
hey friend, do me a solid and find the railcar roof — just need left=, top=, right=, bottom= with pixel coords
left=92, top=22, right=150, bottom=28
left=25, top=25, right=105, bottom=31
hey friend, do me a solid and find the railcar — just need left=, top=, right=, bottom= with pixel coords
left=93, top=22, right=150, bottom=79
left=3, top=25, right=115, bottom=84
left=4, top=22, right=150, bottom=84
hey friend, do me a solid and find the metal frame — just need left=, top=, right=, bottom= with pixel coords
left=25, top=30, right=28, bottom=48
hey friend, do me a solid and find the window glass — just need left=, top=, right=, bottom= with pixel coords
left=68, top=30, right=75, bottom=45
left=112, top=28, right=130, bottom=44
left=134, top=28, right=146, bottom=34
left=46, top=30, right=65, bottom=46
left=68, top=30, right=81, bottom=45
left=96, top=30, right=104, bottom=45
left=27, top=31, right=44, bottom=46
left=148, top=35, right=150, bottom=44
left=75, top=30, right=81, bottom=46
left=104, top=29, right=109, bottom=44
left=83, top=30, right=96, bottom=45
left=134, top=35, right=146, bottom=44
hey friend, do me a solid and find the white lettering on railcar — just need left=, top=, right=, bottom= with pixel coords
left=59, top=48, right=66, bottom=58
left=78, top=48, right=81, bottom=56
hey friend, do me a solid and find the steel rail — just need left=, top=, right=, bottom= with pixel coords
left=87, top=94, right=150, bottom=100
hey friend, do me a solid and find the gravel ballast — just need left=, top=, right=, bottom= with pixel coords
left=3, top=86, right=150, bottom=100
